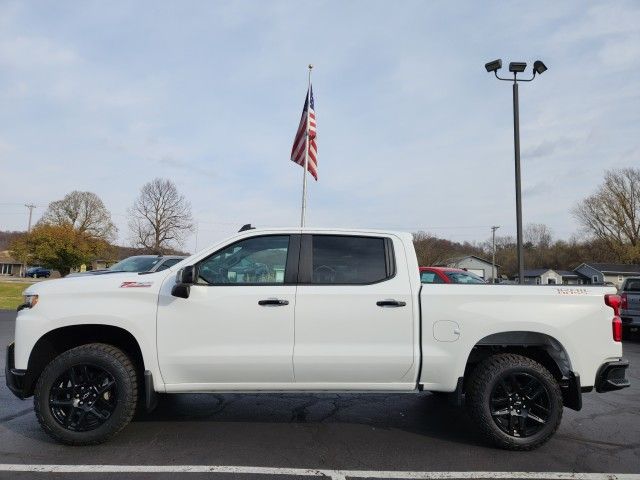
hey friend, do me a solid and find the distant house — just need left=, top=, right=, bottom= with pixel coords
left=437, top=255, right=498, bottom=281
left=556, top=270, right=584, bottom=285
left=574, top=263, right=640, bottom=289
left=0, top=251, right=25, bottom=277
left=521, top=269, right=585, bottom=285
left=522, top=269, right=563, bottom=285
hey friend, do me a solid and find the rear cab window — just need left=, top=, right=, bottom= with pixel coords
left=623, top=279, right=640, bottom=292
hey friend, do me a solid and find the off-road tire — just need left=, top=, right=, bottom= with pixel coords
left=34, top=343, right=138, bottom=445
left=466, top=353, right=563, bottom=450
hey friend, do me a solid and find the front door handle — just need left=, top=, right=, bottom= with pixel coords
left=376, top=299, right=406, bottom=307
left=258, top=299, right=289, bottom=306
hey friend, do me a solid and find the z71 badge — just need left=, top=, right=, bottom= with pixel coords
left=120, top=281, right=153, bottom=288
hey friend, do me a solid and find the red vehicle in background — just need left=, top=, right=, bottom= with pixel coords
left=420, top=266, right=486, bottom=284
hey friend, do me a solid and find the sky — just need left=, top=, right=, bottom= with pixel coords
left=1, top=0, right=639, bottom=253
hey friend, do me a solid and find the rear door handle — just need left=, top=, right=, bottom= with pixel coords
left=376, top=299, right=406, bottom=307
left=258, top=299, right=289, bottom=306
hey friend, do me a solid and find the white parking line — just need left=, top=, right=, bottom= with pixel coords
left=0, top=465, right=638, bottom=480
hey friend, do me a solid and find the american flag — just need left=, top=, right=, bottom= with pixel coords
left=291, top=86, right=317, bottom=180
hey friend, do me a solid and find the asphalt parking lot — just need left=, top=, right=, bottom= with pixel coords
left=1, top=309, right=638, bottom=479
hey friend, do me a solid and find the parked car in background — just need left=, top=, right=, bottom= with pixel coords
left=420, top=266, right=486, bottom=284
left=620, top=277, right=640, bottom=337
left=67, top=255, right=186, bottom=277
left=25, top=267, right=51, bottom=278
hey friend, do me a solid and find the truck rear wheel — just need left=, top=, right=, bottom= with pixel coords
left=34, top=343, right=138, bottom=445
left=466, top=353, right=563, bottom=450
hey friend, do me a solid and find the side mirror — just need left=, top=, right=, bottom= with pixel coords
left=177, top=265, right=197, bottom=284
left=171, top=266, right=197, bottom=299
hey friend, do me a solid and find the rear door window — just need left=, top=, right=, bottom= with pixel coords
left=310, top=235, right=392, bottom=284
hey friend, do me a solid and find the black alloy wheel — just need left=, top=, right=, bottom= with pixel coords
left=489, top=372, right=551, bottom=438
left=466, top=353, right=563, bottom=450
left=49, top=364, right=118, bottom=432
left=34, top=343, right=138, bottom=445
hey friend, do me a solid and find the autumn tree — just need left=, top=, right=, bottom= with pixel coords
left=413, top=231, right=484, bottom=267
left=128, top=178, right=194, bottom=254
left=40, top=191, right=117, bottom=241
left=573, top=168, right=640, bottom=262
left=10, top=224, right=112, bottom=276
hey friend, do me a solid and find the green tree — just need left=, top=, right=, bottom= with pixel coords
left=10, top=224, right=112, bottom=276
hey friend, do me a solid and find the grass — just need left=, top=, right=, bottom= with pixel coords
left=0, top=282, right=34, bottom=310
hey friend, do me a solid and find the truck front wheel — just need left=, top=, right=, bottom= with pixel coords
left=466, top=353, right=563, bottom=450
left=34, top=343, right=138, bottom=445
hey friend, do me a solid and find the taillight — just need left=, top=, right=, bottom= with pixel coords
left=605, top=294, right=623, bottom=342
left=612, top=316, right=623, bottom=342
left=605, top=294, right=621, bottom=316
left=621, top=293, right=628, bottom=310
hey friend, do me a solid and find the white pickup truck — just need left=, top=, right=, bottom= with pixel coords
left=6, top=228, right=630, bottom=450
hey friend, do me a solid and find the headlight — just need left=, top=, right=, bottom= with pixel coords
left=18, top=294, right=39, bottom=311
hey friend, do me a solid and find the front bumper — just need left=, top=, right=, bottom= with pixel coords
left=595, top=359, right=630, bottom=393
left=5, top=343, right=27, bottom=399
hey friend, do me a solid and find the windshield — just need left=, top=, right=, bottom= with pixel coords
left=108, top=256, right=161, bottom=272
left=445, top=271, right=486, bottom=284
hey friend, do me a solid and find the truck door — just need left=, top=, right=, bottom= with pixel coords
left=293, top=234, right=416, bottom=387
left=157, top=234, right=299, bottom=388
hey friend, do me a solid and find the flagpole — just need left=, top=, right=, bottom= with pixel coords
left=300, top=64, right=313, bottom=227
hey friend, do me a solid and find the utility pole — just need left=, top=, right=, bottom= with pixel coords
left=491, top=226, right=500, bottom=283
left=23, top=204, right=37, bottom=277
left=25, top=204, right=36, bottom=232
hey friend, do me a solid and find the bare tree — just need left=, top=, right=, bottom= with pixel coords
left=40, top=191, right=117, bottom=240
left=524, top=223, right=553, bottom=249
left=128, top=178, right=194, bottom=254
left=573, top=168, right=640, bottom=260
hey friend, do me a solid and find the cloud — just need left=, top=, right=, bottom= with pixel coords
left=0, top=0, right=639, bottom=248
left=158, top=156, right=217, bottom=180
left=0, top=35, right=77, bottom=69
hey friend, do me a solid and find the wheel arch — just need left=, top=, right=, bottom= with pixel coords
left=462, top=331, right=582, bottom=410
left=23, top=324, right=145, bottom=397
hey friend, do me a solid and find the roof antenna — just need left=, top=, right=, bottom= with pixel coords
left=239, top=224, right=255, bottom=232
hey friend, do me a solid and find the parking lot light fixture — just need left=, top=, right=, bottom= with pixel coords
left=485, top=59, right=502, bottom=73
left=533, top=60, right=548, bottom=75
left=509, top=62, right=527, bottom=73
left=485, top=59, right=548, bottom=284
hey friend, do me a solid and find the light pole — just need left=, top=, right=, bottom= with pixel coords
left=484, top=59, right=547, bottom=284
left=491, top=225, right=500, bottom=283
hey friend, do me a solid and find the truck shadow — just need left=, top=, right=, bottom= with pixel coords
left=133, top=391, right=487, bottom=447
